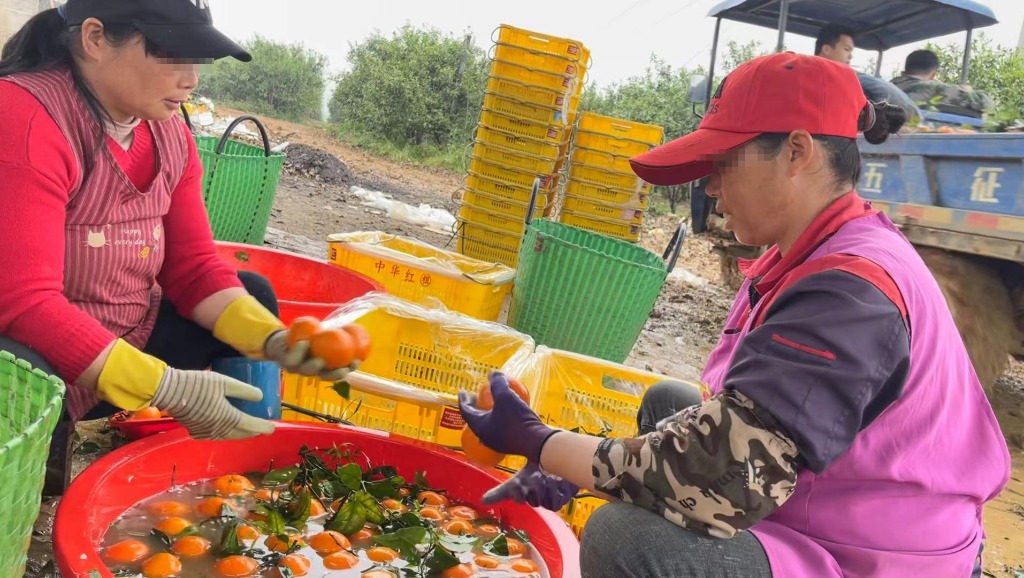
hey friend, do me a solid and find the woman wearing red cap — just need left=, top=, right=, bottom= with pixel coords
left=461, top=53, right=1011, bottom=577
left=0, top=0, right=355, bottom=493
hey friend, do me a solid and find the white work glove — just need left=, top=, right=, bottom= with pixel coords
left=151, top=368, right=276, bottom=440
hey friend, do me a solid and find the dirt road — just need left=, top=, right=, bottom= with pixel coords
left=24, top=112, right=1024, bottom=577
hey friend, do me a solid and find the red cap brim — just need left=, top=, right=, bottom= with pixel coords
left=629, top=128, right=760, bottom=186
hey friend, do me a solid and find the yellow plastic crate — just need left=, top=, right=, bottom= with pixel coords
left=560, top=209, right=643, bottom=242
left=326, top=232, right=515, bottom=322
left=574, top=129, right=655, bottom=157
left=482, top=91, right=572, bottom=127
left=459, top=202, right=528, bottom=236
left=466, top=171, right=557, bottom=204
left=486, top=75, right=580, bottom=114
left=566, top=179, right=650, bottom=209
left=493, top=24, right=590, bottom=64
left=489, top=59, right=578, bottom=95
left=561, top=195, right=645, bottom=226
left=492, top=43, right=584, bottom=79
left=480, top=108, right=569, bottom=143
left=571, top=146, right=635, bottom=174
left=462, top=187, right=552, bottom=221
left=457, top=220, right=524, bottom=269
left=281, top=294, right=536, bottom=447
left=469, top=156, right=558, bottom=191
left=476, top=124, right=565, bottom=159
left=568, top=162, right=647, bottom=192
left=471, top=140, right=565, bottom=175
left=578, top=112, right=665, bottom=146
left=559, top=495, right=608, bottom=540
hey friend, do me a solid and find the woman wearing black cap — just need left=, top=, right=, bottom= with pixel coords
left=0, top=0, right=353, bottom=492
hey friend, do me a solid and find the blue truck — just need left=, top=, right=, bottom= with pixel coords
left=689, top=0, right=1024, bottom=390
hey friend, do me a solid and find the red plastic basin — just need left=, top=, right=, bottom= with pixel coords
left=215, top=241, right=385, bottom=325
left=54, top=422, right=581, bottom=577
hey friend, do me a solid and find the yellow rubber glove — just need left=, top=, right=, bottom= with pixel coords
left=212, top=295, right=287, bottom=358
left=96, top=339, right=275, bottom=440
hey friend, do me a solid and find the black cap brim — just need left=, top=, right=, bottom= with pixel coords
left=134, top=22, right=252, bottom=62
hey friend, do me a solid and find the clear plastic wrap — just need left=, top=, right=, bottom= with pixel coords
left=282, top=293, right=535, bottom=447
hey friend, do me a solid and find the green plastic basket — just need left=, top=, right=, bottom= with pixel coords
left=192, top=114, right=285, bottom=245
left=0, top=351, right=65, bottom=577
left=508, top=218, right=685, bottom=363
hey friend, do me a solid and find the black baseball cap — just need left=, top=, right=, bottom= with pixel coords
left=63, top=0, right=252, bottom=62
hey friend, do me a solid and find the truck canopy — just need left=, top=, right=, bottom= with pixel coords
left=707, top=0, right=998, bottom=51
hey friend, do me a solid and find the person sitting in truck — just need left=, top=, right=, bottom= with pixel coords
left=459, top=52, right=1010, bottom=578
left=891, top=49, right=994, bottom=118
left=815, top=24, right=922, bottom=123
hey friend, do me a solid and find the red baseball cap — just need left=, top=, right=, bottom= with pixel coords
left=629, top=52, right=868, bottom=186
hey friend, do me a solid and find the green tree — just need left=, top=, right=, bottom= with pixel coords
left=329, top=25, right=489, bottom=147
left=579, top=42, right=768, bottom=213
left=198, top=36, right=328, bottom=121
left=926, top=32, right=1024, bottom=128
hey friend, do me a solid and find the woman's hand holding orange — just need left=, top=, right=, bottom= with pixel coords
left=263, top=316, right=372, bottom=381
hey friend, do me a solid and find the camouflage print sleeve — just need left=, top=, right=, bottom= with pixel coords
left=591, top=389, right=800, bottom=539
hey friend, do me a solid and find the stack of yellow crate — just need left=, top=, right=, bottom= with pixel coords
left=457, top=24, right=590, bottom=268
left=559, top=112, right=665, bottom=243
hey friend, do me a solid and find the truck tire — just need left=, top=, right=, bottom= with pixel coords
left=917, top=247, right=1015, bottom=393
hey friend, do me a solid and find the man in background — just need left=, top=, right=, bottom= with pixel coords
left=815, top=24, right=922, bottom=124
left=892, top=49, right=993, bottom=118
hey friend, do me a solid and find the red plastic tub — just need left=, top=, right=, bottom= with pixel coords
left=54, top=422, right=581, bottom=577
left=215, top=241, right=385, bottom=325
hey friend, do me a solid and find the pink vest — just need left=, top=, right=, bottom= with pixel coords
left=702, top=210, right=1011, bottom=577
left=3, top=69, right=190, bottom=419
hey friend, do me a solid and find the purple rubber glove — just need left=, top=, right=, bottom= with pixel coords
left=482, top=461, right=580, bottom=511
left=458, top=371, right=557, bottom=464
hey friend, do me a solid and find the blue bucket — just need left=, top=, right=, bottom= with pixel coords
left=211, top=358, right=282, bottom=420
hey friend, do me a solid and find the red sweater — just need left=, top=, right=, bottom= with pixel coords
left=0, top=81, right=243, bottom=382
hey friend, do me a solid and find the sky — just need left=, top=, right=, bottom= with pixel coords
left=208, top=0, right=1024, bottom=89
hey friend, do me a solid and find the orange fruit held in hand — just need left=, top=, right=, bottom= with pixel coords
left=342, top=324, right=372, bottom=361
left=309, top=328, right=356, bottom=368
left=287, top=316, right=321, bottom=347
left=476, top=377, right=530, bottom=409
left=461, top=427, right=504, bottom=468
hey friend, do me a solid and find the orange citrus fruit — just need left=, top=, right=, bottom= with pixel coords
left=309, top=530, right=350, bottom=554
left=309, top=328, right=356, bottom=368
left=506, top=538, right=527, bottom=556
left=351, top=526, right=378, bottom=540
left=148, top=501, right=190, bottom=518
left=140, top=552, right=182, bottom=578
left=254, top=488, right=280, bottom=502
left=476, top=377, right=530, bottom=409
left=419, top=506, right=444, bottom=521
left=279, top=554, right=311, bottom=577
left=443, top=519, right=474, bottom=536
left=342, top=324, right=372, bottom=361
left=308, top=498, right=327, bottom=517
left=155, top=517, right=192, bottom=537
left=448, top=505, right=478, bottom=520
left=214, top=555, right=260, bottom=577
left=441, top=563, right=476, bottom=578
left=130, top=407, right=162, bottom=421
left=103, top=538, right=149, bottom=564
left=511, top=559, right=541, bottom=573
left=171, top=535, right=211, bottom=558
left=323, top=551, right=360, bottom=570
left=381, top=498, right=405, bottom=512
left=287, top=316, right=321, bottom=347
left=474, top=554, right=501, bottom=569
left=265, top=532, right=304, bottom=553
left=417, top=491, right=449, bottom=507
left=362, top=571, right=396, bottom=578
left=212, top=475, right=255, bottom=497
left=366, top=546, right=399, bottom=563
left=196, top=497, right=236, bottom=518
left=475, top=524, right=500, bottom=538
left=236, top=524, right=260, bottom=541
left=461, top=427, right=504, bottom=468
